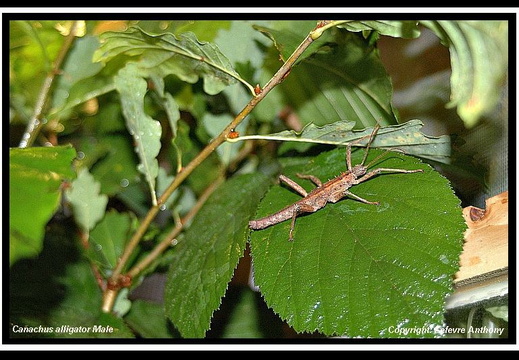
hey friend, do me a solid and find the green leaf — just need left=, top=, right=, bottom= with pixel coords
left=88, top=210, right=133, bottom=275
left=50, top=35, right=103, bottom=115
left=9, top=145, right=76, bottom=266
left=65, top=167, right=108, bottom=233
left=112, top=288, right=132, bottom=317
left=94, top=26, right=248, bottom=95
left=10, top=228, right=134, bottom=338
left=214, top=21, right=268, bottom=122
left=46, top=260, right=134, bottom=338
left=162, top=91, right=181, bottom=138
left=125, top=300, right=175, bottom=338
left=147, top=75, right=181, bottom=139
left=215, top=20, right=268, bottom=71
left=249, top=148, right=465, bottom=337
left=253, top=21, right=333, bottom=63
left=222, top=289, right=264, bottom=338
left=10, top=21, right=67, bottom=122
left=173, top=20, right=232, bottom=42
left=50, top=75, right=116, bottom=119
left=279, top=32, right=398, bottom=129
left=228, top=120, right=451, bottom=163
left=338, top=20, right=421, bottom=39
left=114, top=63, right=162, bottom=205
left=82, top=135, right=140, bottom=196
left=165, top=173, right=271, bottom=338
left=421, top=21, right=508, bottom=127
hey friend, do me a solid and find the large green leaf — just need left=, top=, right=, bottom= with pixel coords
left=94, top=26, right=246, bottom=95
left=165, top=173, right=271, bottom=338
left=9, top=145, right=76, bottom=266
left=55, top=24, right=248, bottom=116
left=228, top=119, right=451, bottom=164
left=249, top=148, right=465, bottom=337
left=421, top=20, right=508, bottom=127
left=278, top=32, right=398, bottom=129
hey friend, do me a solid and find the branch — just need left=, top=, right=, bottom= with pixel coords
left=126, top=174, right=225, bottom=280
left=18, top=21, right=80, bottom=148
left=102, top=21, right=332, bottom=312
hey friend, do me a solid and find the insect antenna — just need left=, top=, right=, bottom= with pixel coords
left=365, top=148, right=392, bottom=169
left=365, top=145, right=411, bottom=169
left=361, top=124, right=380, bottom=165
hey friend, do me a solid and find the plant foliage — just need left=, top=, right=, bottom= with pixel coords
left=8, top=19, right=507, bottom=340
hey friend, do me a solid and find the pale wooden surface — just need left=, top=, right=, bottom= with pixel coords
left=455, top=191, right=508, bottom=282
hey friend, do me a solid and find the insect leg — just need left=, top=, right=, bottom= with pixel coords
left=360, top=125, right=380, bottom=165
left=279, top=174, right=308, bottom=197
left=345, top=144, right=353, bottom=171
left=355, top=167, right=423, bottom=184
left=288, top=208, right=298, bottom=241
left=296, top=173, right=323, bottom=187
left=346, top=125, right=381, bottom=170
left=287, top=203, right=315, bottom=241
left=343, top=190, right=380, bottom=205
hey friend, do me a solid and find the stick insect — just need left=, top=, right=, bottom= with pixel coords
left=248, top=125, right=424, bottom=241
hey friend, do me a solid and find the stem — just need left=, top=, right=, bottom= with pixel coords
left=126, top=174, right=225, bottom=279
left=103, top=21, right=325, bottom=312
left=18, top=21, right=80, bottom=148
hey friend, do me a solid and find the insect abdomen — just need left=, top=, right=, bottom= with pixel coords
left=248, top=205, right=297, bottom=230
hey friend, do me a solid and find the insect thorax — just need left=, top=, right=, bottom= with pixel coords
left=351, top=164, right=367, bottom=177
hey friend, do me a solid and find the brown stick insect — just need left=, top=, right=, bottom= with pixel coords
left=248, top=125, right=424, bottom=241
